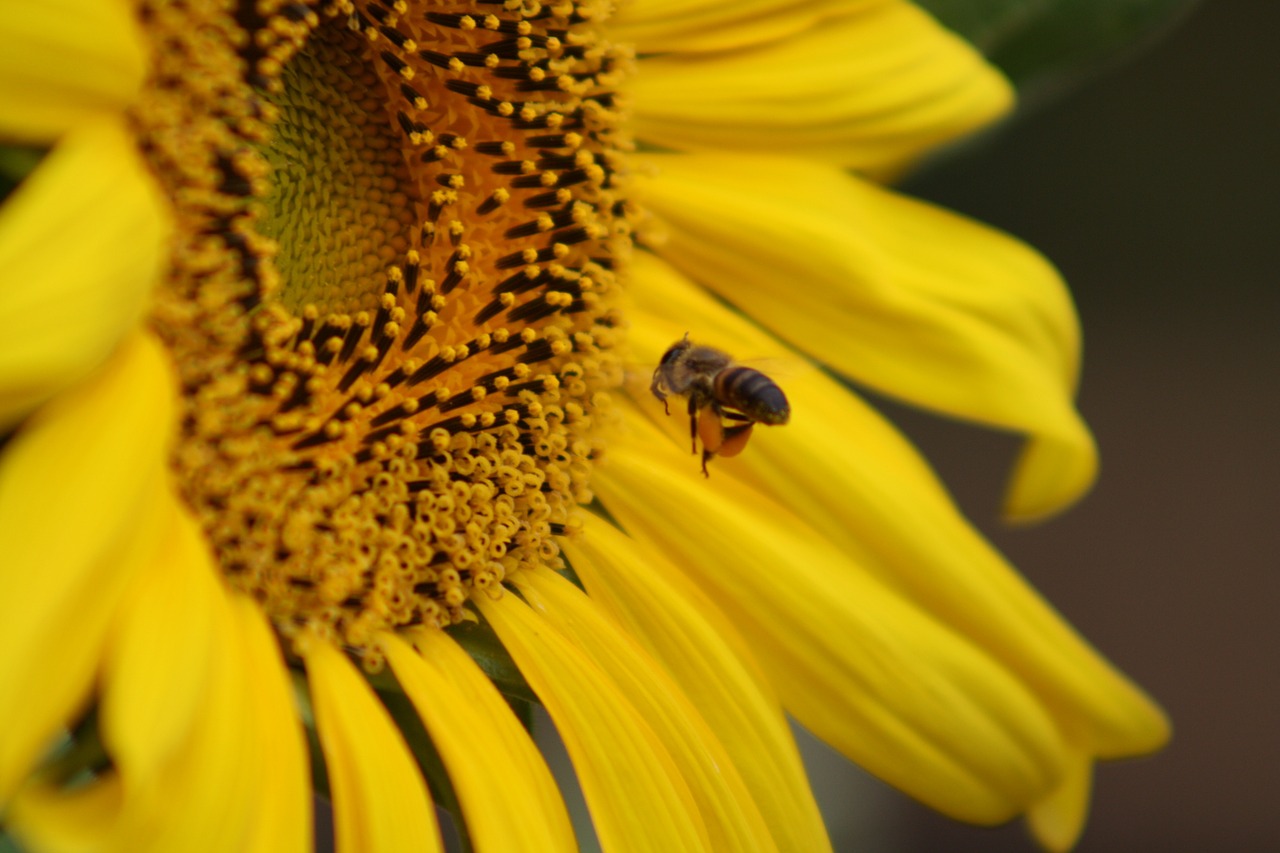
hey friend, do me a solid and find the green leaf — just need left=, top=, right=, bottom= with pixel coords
left=918, top=0, right=1199, bottom=97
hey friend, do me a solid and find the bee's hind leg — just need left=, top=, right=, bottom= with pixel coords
left=716, top=422, right=754, bottom=458
left=687, top=396, right=700, bottom=454
left=696, top=406, right=729, bottom=478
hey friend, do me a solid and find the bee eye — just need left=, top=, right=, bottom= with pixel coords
left=658, top=346, right=681, bottom=366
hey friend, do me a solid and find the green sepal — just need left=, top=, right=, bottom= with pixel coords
left=28, top=706, right=110, bottom=790
left=290, top=669, right=331, bottom=801
left=445, top=617, right=539, bottom=708
left=0, top=144, right=44, bottom=203
left=503, top=693, right=536, bottom=734
left=0, top=145, right=42, bottom=176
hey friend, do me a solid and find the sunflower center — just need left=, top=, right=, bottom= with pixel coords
left=132, top=0, right=631, bottom=666
left=260, top=22, right=419, bottom=316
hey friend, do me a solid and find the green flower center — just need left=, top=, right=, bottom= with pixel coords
left=132, top=0, right=632, bottom=667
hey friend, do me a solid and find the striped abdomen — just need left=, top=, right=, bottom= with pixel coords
left=713, top=366, right=790, bottom=425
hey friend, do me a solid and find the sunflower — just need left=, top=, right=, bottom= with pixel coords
left=0, top=1, right=1169, bottom=851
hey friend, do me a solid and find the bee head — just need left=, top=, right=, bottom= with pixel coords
left=658, top=333, right=692, bottom=367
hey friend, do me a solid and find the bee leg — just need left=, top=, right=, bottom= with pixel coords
left=687, top=396, right=700, bottom=454
left=716, top=422, right=755, bottom=458
left=713, top=410, right=752, bottom=457
left=699, top=409, right=729, bottom=477
left=650, top=373, right=670, bottom=414
left=697, top=406, right=726, bottom=454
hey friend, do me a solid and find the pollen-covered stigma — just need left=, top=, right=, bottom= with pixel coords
left=137, top=0, right=632, bottom=668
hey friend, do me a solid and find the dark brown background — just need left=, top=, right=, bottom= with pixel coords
left=805, top=0, right=1278, bottom=850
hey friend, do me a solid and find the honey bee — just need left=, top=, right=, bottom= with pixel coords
left=650, top=334, right=790, bottom=476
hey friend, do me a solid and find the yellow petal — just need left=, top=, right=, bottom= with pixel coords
left=514, top=566, right=779, bottom=853
left=38, top=544, right=260, bottom=852
left=612, top=0, right=855, bottom=54
left=474, top=589, right=714, bottom=853
left=628, top=251, right=1170, bottom=762
left=0, top=332, right=174, bottom=804
left=0, top=119, right=170, bottom=428
left=635, top=151, right=1095, bottom=518
left=594, top=431, right=1068, bottom=824
left=302, top=638, right=443, bottom=853
left=99, top=509, right=219, bottom=804
left=113, top=575, right=258, bottom=852
left=630, top=3, right=1012, bottom=171
left=381, top=630, right=576, bottom=853
left=1027, top=752, right=1093, bottom=853
left=7, top=774, right=124, bottom=853
left=563, top=520, right=832, bottom=853
left=0, top=0, right=147, bottom=142
left=231, top=594, right=313, bottom=853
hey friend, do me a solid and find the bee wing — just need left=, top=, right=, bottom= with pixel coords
left=733, top=355, right=810, bottom=382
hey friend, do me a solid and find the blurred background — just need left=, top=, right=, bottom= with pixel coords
left=793, top=0, right=1278, bottom=850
